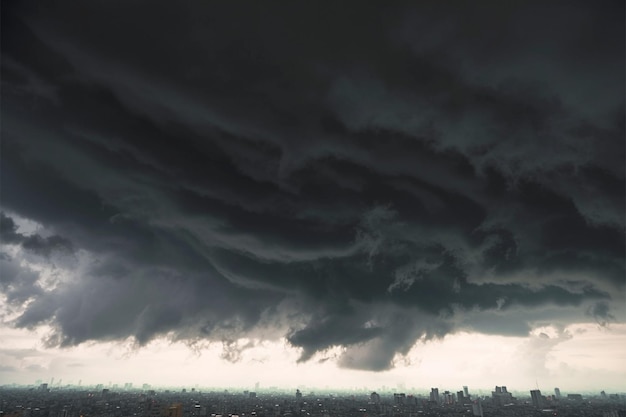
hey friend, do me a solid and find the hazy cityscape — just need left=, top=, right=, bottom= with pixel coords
left=1, top=382, right=625, bottom=417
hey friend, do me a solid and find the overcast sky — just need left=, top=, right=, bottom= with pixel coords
left=1, top=1, right=624, bottom=392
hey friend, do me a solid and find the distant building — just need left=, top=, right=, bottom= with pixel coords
left=370, top=392, right=380, bottom=404
left=463, top=386, right=470, bottom=399
left=144, top=400, right=163, bottom=417
left=472, top=398, right=483, bottom=417
left=457, top=391, right=465, bottom=403
left=429, top=388, right=440, bottom=404
left=296, top=389, right=303, bottom=400
left=492, top=386, right=514, bottom=406
left=394, top=393, right=406, bottom=405
left=530, top=390, right=543, bottom=408
left=554, top=388, right=561, bottom=399
left=165, top=403, right=183, bottom=417
left=567, top=393, right=583, bottom=401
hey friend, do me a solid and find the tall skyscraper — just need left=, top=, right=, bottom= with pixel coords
left=554, top=388, right=561, bottom=399
left=463, top=386, right=469, bottom=399
left=530, top=390, right=543, bottom=408
left=430, top=388, right=440, bottom=404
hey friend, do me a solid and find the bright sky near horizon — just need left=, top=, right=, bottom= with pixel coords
left=2, top=322, right=626, bottom=392
left=1, top=1, right=625, bottom=393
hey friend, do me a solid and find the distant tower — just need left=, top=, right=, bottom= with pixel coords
left=370, top=392, right=381, bottom=404
left=492, top=386, right=514, bottom=406
left=463, top=386, right=469, bottom=399
left=530, top=390, right=543, bottom=408
left=296, top=389, right=303, bottom=400
left=393, top=393, right=406, bottom=405
left=472, top=398, right=483, bottom=417
left=457, top=391, right=465, bottom=403
left=554, top=388, right=561, bottom=399
left=430, top=388, right=440, bottom=404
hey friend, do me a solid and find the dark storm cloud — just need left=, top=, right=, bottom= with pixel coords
left=0, top=256, right=42, bottom=305
left=1, top=1, right=623, bottom=371
left=1, top=212, right=74, bottom=257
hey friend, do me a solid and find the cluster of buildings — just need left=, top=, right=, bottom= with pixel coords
left=0, top=384, right=624, bottom=417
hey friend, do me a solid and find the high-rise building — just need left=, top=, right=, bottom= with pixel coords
left=370, top=392, right=380, bottom=404
left=554, top=388, right=561, bottom=399
left=492, top=386, right=514, bottom=406
left=472, top=398, right=483, bottom=417
left=429, top=388, right=440, bottom=404
left=457, top=391, right=465, bottom=403
left=394, top=393, right=406, bottom=405
left=463, top=386, right=470, bottom=399
left=530, top=390, right=543, bottom=408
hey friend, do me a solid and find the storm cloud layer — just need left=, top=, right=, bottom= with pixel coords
left=1, top=1, right=624, bottom=371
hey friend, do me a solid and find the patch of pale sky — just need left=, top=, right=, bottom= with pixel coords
left=1, top=323, right=625, bottom=392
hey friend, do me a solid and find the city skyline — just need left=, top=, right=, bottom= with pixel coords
left=1, top=1, right=625, bottom=392
left=3, top=379, right=622, bottom=398
left=1, top=383, right=623, bottom=417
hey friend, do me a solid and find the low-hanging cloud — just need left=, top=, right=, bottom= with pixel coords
left=1, top=0, right=623, bottom=371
